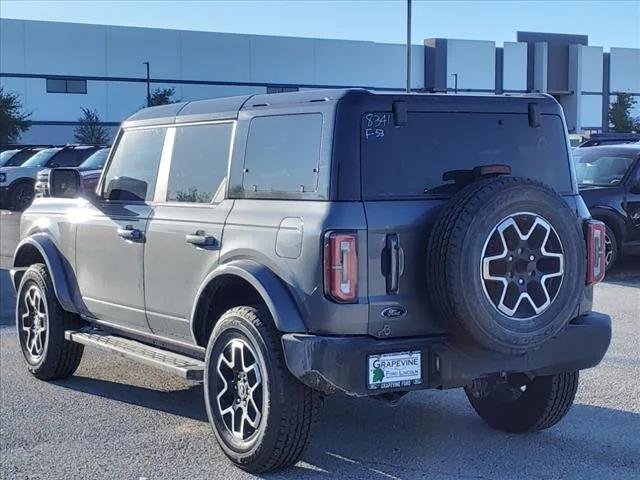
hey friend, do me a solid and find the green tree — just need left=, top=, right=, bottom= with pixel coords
left=0, top=87, right=31, bottom=144
left=148, top=87, right=179, bottom=107
left=608, top=93, right=638, bottom=133
left=74, top=107, right=109, bottom=145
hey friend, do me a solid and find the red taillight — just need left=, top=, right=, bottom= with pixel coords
left=324, top=232, right=358, bottom=303
left=586, top=220, right=606, bottom=284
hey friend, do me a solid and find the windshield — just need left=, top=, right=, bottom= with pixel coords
left=20, top=148, right=61, bottom=168
left=572, top=148, right=637, bottom=186
left=80, top=148, right=110, bottom=169
left=0, top=150, right=20, bottom=166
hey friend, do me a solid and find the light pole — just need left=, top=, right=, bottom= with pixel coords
left=143, top=61, right=151, bottom=107
left=406, top=0, right=412, bottom=93
left=450, top=73, right=458, bottom=94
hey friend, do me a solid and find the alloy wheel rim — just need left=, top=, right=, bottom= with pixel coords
left=604, top=233, right=613, bottom=266
left=480, top=212, right=564, bottom=320
left=21, top=285, right=48, bottom=360
left=216, top=338, right=263, bottom=441
left=16, top=187, right=34, bottom=209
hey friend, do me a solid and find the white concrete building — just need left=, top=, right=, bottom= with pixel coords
left=1, top=18, right=638, bottom=144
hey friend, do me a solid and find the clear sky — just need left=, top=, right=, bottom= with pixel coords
left=1, top=0, right=639, bottom=49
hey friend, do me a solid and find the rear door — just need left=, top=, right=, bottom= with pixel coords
left=361, top=110, right=574, bottom=339
left=144, top=121, right=235, bottom=342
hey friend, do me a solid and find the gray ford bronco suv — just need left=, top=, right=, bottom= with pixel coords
left=12, top=89, right=611, bottom=473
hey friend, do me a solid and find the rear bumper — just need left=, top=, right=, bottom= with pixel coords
left=281, top=312, right=611, bottom=397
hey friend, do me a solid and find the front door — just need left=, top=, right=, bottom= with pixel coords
left=75, top=126, right=167, bottom=332
left=624, top=160, right=640, bottom=242
left=144, top=121, right=235, bottom=342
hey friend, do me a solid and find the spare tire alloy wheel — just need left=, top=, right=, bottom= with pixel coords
left=19, top=284, right=48, bottom=363
left=481, top=212, right=564, bottom=320
left=427, top=176, right=586, bottom=354
left=216, top=338, right=264, bottom=442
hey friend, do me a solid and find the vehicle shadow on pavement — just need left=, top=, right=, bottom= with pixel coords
left=286, top=391, right=640, bottom=479
left=50, top=371, right=640, bottom=479
left=604, top=256, right=640, bottom=288
left=53, top=376, right=208, bottom=422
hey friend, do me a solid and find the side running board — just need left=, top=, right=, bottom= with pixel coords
left=65, top=328, right=205, bottom=381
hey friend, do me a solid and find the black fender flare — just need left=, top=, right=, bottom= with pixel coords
left=189, top=260, right=307, bottom=338
left=11, top=234, right=86, bottom=315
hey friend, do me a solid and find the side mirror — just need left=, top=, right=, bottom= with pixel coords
left=49, top=168, right=81, bottom=198
left=104, top=176, right=148, bottom=202
left=629, top=179, right=640, bottom=195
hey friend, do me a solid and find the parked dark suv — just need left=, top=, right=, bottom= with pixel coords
left=574, top=144, right=640, bottom=269
left=11, top=90, right=611, bottom=473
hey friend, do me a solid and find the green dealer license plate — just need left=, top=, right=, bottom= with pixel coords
left=368, top=350, right=422, bottom=390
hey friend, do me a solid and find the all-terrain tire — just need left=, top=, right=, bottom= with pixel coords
left=426, top=176, right=587, bottom=354
left=204, top=306, right=321, bottom=473
left=604, top=224, right=619, bottom=271
left=465, top=371, right=579, bottom=432
left=10, top=182, right=35, bottom=211
left=16, top=263, right=84, bottom=380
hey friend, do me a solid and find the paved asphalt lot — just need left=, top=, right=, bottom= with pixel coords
left=1, top=209, right=639, bottom=479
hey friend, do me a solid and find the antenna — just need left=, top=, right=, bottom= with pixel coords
left=406, top=0, right=412, bottom=93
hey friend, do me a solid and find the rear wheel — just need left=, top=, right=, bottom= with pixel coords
left=16, top=264, right=84, bottom=380
left=204, top=306, right=320, bottom=473
left=10, top=182, right=34, bottom=211
left=604, top=225, right=619, bottom=271
left=465, top=371, right=579, bottom=433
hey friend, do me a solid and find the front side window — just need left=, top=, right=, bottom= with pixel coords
left=572, top=149, right=637, bottom=186
left=102, top=128, right=166, bottom=202
left=48, top=150, right=80, bottom=167
left=243, top=113, right=322, bottom=194
left=166, top=123, right=233, bottom=203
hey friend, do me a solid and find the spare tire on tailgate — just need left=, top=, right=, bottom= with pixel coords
left=426, top=176, right=586, bottom=355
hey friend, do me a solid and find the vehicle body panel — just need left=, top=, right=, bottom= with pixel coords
left=11, top=89, right=612, bottom=398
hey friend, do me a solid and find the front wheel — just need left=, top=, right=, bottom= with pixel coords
left=465, top=371, right=579, bottom=433
left=10, top=182, right=35, bottom=211
left=16, top=264, right=84, bottom=379
left=204, top=306, right=321, bottom=473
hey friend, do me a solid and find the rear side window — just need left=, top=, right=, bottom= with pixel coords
left=361, top=112, right=572, bottom=198
left=103, top=128, right=165, bottom=202
left=243, top=113, right=322, bottom=193
left=167, top=123, right=233, bottom=203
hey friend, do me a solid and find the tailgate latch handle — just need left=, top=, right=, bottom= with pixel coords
left=381, top=233, right=404, bottom=294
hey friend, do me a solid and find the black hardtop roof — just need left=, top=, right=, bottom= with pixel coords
left=122, top=89, right=560, bottom=128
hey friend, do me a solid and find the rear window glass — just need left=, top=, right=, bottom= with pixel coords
left=361, top=112, right=572, bottom=198
left=243, top=114, right=322, bottom=193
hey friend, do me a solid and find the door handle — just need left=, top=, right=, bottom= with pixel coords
left=117, top=225, right=143, bottom=241
left=185, top=230, right=217, bottom=247
left=382, top=234, right=404, bottom=294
